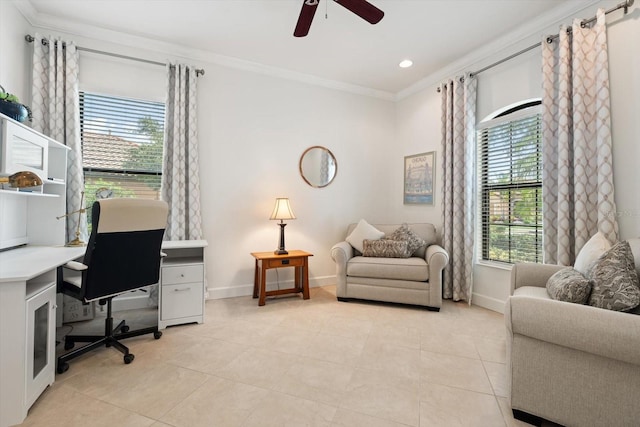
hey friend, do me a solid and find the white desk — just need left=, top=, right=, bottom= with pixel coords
left=0, top=245, right=85, bottom=427
left=0, top=246, right=85, bottom=282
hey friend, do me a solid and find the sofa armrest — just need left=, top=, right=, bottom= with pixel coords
left=331, top=241, right=353, bottom=265
left=331, top=241, right=353, bottom=297
left=426, top=244, right=448, bottom=273
left=426, top=244, right=449, bottom=306
left=506, top=296, right=640, bottom=366
left=510, top=262, right=564, bottom=295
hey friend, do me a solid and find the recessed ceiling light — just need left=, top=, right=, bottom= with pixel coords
left=399, top=59, right=413, bottom=68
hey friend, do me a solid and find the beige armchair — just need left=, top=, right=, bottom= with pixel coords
left=330, top=223, right=448, bottom=310
left=506, top=238, right=640, bottom=426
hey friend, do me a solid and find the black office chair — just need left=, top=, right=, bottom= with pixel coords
left=57, top=198, right=169, bottom=374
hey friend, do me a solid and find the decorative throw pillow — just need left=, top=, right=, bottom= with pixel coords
left=588, top=241, right=640, bottom=312
left=346, top=219, right=385, bottom=253
left=389, top=223, right=427, bottom=256
left=546, top=267, right=592, bottom=304
left=362, top=239, right=410, bottom=258
left=574, top=231, right=611, bottom=276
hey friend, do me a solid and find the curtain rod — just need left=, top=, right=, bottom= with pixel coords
left=24, top=34, right=205, bottom=77
left=469, top=0, right=634, bottom=78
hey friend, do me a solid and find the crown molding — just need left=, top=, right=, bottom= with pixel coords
left=395, top=0, right=603, bottom=101
left=13, top=0, right=606, bottom=102
left=12, top=0, right=395, bottom=101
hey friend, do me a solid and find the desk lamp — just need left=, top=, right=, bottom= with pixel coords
left=270, top=198, right=296, bottom=255
left=56, top=191, right=86, bottom=246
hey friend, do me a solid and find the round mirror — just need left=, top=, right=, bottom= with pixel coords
left=299, top=146, right=337, bottom=188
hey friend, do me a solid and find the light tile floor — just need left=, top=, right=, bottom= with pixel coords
left=18, top=286, right=536, bottom=427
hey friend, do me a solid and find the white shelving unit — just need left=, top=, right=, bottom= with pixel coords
left=0, top=114, right=76, bottom=427
left=0, top=113, right=69, bottom=249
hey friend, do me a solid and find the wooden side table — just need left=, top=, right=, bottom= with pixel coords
left=250, top=250, right=313, bottom=306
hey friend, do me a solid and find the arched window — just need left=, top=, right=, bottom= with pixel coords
left=477, top=100, right=542, bottom=264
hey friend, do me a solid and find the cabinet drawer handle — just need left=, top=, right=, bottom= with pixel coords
left=174, top=287, right=191, bottom=292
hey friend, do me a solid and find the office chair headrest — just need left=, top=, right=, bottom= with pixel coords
left=94, top=198, right=169, bottom=234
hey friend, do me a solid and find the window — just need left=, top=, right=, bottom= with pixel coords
left=477, top=101, right=542, bottom=264
left=79, top=92, right=165, bottom=214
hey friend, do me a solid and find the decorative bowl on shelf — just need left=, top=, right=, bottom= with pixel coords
left=0, top=171, right=43, bottom=189
left=0, top=84, right=31, bottom=123
left=0, top=99, right=29, bottom=122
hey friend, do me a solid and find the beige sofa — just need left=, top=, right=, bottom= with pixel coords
left=506, top=238, right=640, bottom=427
left=330, top=223, right=448, bottom=310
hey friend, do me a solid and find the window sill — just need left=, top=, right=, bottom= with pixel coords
left=475, top=260, right=514, bottom=271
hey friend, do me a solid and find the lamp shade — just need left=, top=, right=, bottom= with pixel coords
left=269, top=198, right=296, bottom=221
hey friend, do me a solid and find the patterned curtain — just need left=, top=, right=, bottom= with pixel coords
left=440, top=73, right=477, bottom=302
left=31, top=33, right=87, bottom=244
left=320, top=150, right=329, bottom=184
left=162, top=63, right=203, bottom=240
left=542, top=9, right=618, bottom=265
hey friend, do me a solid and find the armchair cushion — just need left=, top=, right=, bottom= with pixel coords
left=346, top=219, right=384, bottom=253
left=347, top=256, right=429, bottom=282
left=546, top=267, right=592, bottom=304
left=388, top=223, right=426, bottom=256
left=362, top=239, right=410, bottom=258
left=588, top=241, right=640, bottom=312
left=512, top=285, right=549, bottom=299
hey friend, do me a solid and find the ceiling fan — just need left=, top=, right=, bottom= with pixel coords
left=294, top=0, right=384, bottom=37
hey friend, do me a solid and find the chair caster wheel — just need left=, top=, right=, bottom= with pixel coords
left=57, top=362, right=69, bottom=374
left=64, top=340, right=74, bottom=350
left=121, top=325, right=130, bottom=333
left=154, top=331, right=162, bottom=339
left=124, top=354, right=135, bottom=364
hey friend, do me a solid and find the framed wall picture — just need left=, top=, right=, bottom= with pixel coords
left=404, top=151, right=435, bottom=205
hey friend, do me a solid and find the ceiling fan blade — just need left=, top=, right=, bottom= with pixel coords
left=294, top=0, right=320, bottom=37
left=334, top=0, right=384, bottom=24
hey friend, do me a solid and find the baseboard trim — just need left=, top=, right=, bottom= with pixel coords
left=208, top=284, right=254, bottom=300
left=471, top=292, right=505, bottom=314
left=207, top=276, right=335, bottom=300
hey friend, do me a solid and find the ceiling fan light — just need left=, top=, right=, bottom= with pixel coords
left=305, top=0, right=319, bottom=5
left=399, top=59, right=413, bottom=68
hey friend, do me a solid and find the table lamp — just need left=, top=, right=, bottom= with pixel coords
left=270, top=197, right=296, bottom=255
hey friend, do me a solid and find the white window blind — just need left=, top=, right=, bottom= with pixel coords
left=478, top=104, right=542, bottom=264
left=79, top=91, right=165, bottom=213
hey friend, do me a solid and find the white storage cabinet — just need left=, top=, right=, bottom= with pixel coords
left=159, top=240, right=207, bottom=329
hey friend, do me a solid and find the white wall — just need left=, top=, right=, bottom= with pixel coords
left=396, top=0, right=640, bottom=312
left=393, top=89, right=443, bottom=231
left=0, top=1, right=396, bottom=299
left=3, top=0, right=637, bottom=309
left=198, top=65, right=395, bottom=297
left=607, top=4, right=640, bottom=241
left=0, top=1, right=32, bottom=102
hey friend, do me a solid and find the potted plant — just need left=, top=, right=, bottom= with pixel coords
left=0, top=85, right=32, bottom=123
